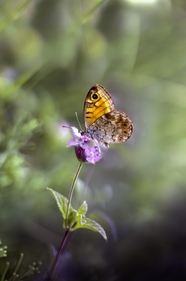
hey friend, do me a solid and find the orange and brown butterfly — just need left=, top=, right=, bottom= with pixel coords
left=82, top=84, right=134, bottom=148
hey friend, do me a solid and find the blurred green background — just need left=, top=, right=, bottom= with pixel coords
left=1, top=0, right=186, bottom=280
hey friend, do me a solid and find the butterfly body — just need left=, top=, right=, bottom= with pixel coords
left=83, top=84, right=133, bottom=148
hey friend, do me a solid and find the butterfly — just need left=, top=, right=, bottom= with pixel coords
left=82, top=84, right=134, bottom=148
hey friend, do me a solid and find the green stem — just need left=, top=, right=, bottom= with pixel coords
left=49, top=228, right=70, bottom=278
left=50, top=162, right=83, bottom=278
left=9, top=253, right=24, bottom=281
left=66, top=162, right=83, bottom=228
left=1, top=262, right=9, bottom=281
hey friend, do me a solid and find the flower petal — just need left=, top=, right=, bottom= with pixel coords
left=67, top=127, right=102, bottom=164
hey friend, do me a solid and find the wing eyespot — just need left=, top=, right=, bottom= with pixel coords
left=91, top=93, right=98, bottom=100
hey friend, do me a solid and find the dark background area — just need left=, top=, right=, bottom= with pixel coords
left=1, top=0, right=186, bottom=280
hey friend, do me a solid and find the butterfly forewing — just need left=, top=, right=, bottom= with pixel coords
left=84, top=84, right=114, bottom=128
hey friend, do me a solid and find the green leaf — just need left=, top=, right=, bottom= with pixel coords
left=47, top=187, right=75, bottom=220
left=77, top=201, right=88, bottom=216
left=72, top=216, right=107, bottom=240
left=47, top=188, right=107, bottom=240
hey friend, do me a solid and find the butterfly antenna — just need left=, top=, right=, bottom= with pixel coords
left=75, top=112, right=83, bottom=131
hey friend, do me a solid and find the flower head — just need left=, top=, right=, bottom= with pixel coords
left=67, top=127, right=102, bottom=164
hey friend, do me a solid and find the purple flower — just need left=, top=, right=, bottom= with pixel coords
left=67, top=127, right=102, bottom=164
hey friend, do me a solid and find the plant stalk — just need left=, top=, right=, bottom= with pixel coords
left=49, top=228, right=70, bottom=277
left=65, top=162, right=83, bottom=228
left=50, top=162, right=83, bottom=278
